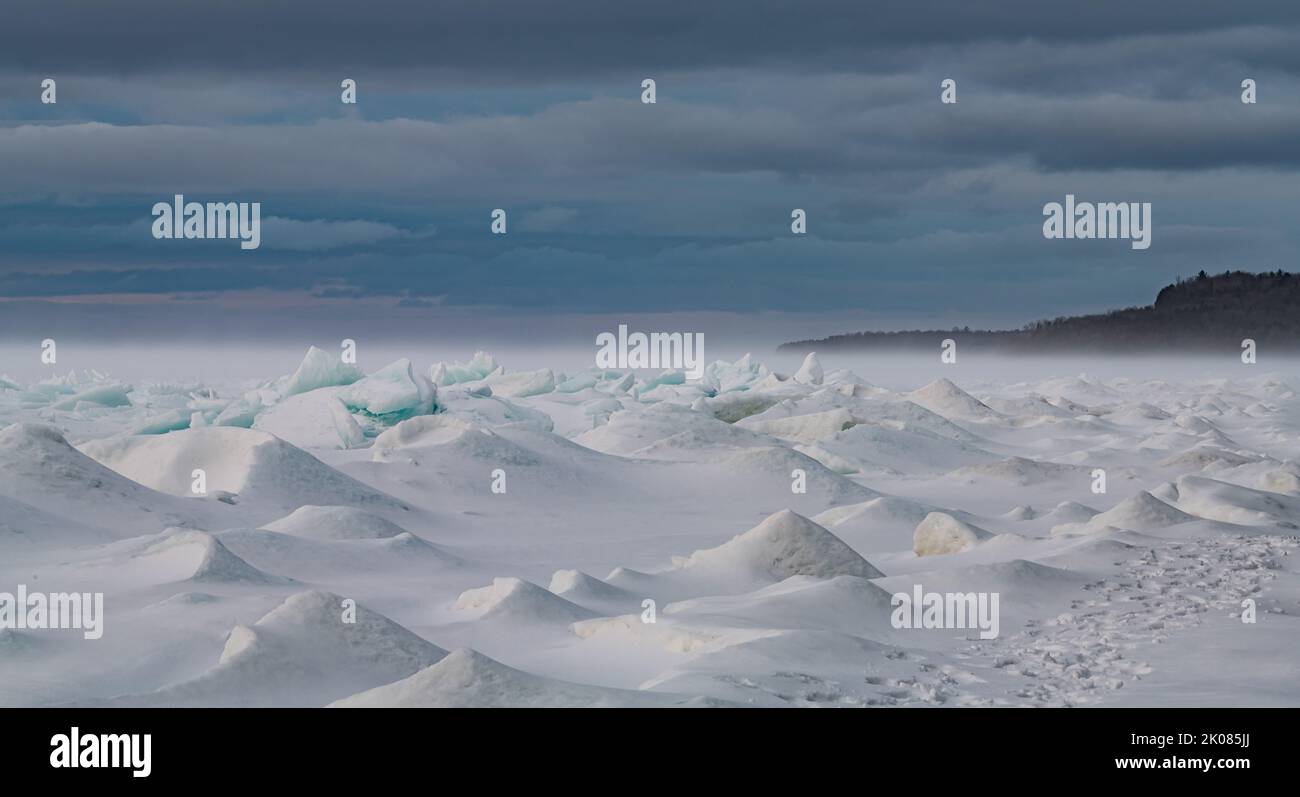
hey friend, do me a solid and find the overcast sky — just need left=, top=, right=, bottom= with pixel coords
left=2, top=1, right=1299, bottom=343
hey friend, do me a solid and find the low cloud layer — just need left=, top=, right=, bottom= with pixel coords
left=1, top=3, right=1298, bottom=336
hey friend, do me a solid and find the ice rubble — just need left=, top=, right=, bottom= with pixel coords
left=430, top=351, right=499, bottom=386
left=282, top=346, right=364, bottom=397
left=793, top=352, right=824, bottom=385
left=5, top=347, right=1300, bottom=708
left=338, top=358, right=436, bottom=419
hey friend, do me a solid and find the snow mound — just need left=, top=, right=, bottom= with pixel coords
left=1043, top=501, right=1101, bottom=524
left=1002, top=505, right=1037, bottom=520
left=329, top=649, right=705, bottom=708
left=372, top=414, right=483, bottom=449
left=718, top=446, right=878, bottom=503
left=675, top=509, right=883, bottom=588
left=454, top=577, right=596, bottom=624
left=945, top=456, right=1088, bottom=486
left=664, top=575, right=897, bottom=637
left=0, top=493, right=112, bottom=548
left=78, top=426, right=402, bottom=516
left=1087, top=491, right=1199, bottom=532
left=574, top=402, right=775, bottom=461
left=907, top=378, right=1000, bottom=421
left=548, top=570, right=636, bottom=603
left=738, top=407, right=858, bottom=443
left=1168, top=475, right=1300, bottom=527
left=140, top=530, right=287, bottom=584
left=262, top=505, right=408, bottom=540
left=811, top=495, right=953, bottom=554
left=145, top=591, right=219, bottom=609
left=135, top=591, right=446, bottom=707
left=212, top=527, right=459, bottom=579
left=800, top=421, right=998, bottom=476
left=913, top=512, right=993, bottom=556
left=372, top=416, right=541, bottom=466
left=0, top=422, right=222, bottom=535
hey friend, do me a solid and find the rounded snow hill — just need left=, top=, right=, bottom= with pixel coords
left=737, top=407, right=859, bottom=444
left=1073, top=490, right=1199, bottom=533
left=1042, top=501, right=1100, bottom=524
left=663, top=574, right=898, bottom=638
left=1002, top=505, right=1037, bottom=520
left=943, top=456, right=1091, bottom=486
left=0, top=493, right=113, bottom=549
left=129, top=591, right=447, bottom=707
left=253, top=385, right=352, bottom=449
left=881, top=559, right=1086, bottom=616
left=454, top=577, right=596, bottom=625
left=372, top=415, right=541, bottom=466
left=372, top=414, right=480, bottom=449
left=573, top=402, right=777, bottom=461
left=1254, top=467, right=1300, bottom=496
left=716, top=446, right=879, bottom=504
left=813, top=496, right=971, bottom=555
left=1166, top=475, right=1300, bottom=527
left=262, top=505, right=407, bottom=541
left=549, top=569, right=636, bottom=604
left=906, top=378, right=1001, bottom=422
left=0, top=422, right=229, bottom=536
left=214, top=528, right=460, bottom=580
left=78, top=426, right=404, bottom=516
left=1157, top=447, right=1259, bottom=471
left=671, top=509, right=884, bottom=594
left=913, top=512, right=993, bottom=557
left=329, top=649, right=713, bottom=708
left=800, top=421, right=999, bottom=477
left=138, top=530, right=289, bottom=585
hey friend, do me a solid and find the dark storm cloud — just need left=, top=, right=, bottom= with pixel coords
left=4, top=1, right=1300, bottom=76
left=2, top=1, right=1300, bottom=330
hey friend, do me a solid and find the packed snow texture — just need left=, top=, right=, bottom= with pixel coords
left=1, top=347, right=1298, bottom=707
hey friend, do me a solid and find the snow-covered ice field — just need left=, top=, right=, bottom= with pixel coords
left=1, top=346, right=1298, bottom=707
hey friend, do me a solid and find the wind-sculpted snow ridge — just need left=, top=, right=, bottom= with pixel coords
left=138, top=530, right=291, bottom=585
left=112, top=591, right=446, bottom=707
left=3, top=350, right=1300, bottom=707
left=329, top=649, right=722, bottom=707
left=0, top=422, right=233, bottom=536
left=678, top=509, right=883, bottom=583
left=262, top=505, right=408, bottom=540
left=454, top=577, right=597, bottom=624
left=599, top=510, right=884, bottom=603
left=78, top=426, right=406, bottom=520
left=914, top=512, right=994, bottom=556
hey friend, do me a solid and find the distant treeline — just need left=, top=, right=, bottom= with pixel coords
left=780, top=270, right=1300, bottom=353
